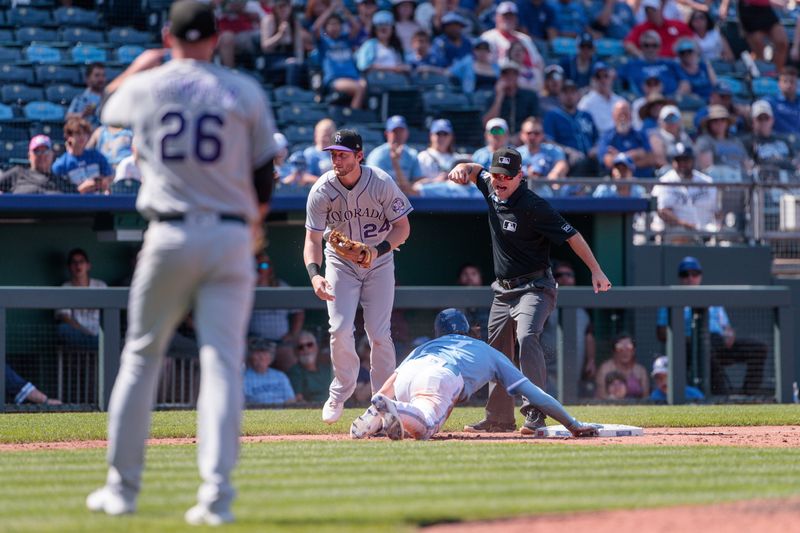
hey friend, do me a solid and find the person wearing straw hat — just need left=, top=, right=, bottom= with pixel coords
left=695, top=105, right=751, bottom=177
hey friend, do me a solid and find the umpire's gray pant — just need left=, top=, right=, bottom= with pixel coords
left=485, top=273, right=557, bottom=425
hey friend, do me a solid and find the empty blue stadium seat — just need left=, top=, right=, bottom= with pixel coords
left=60, top=27, right=106, bottom=45
left=0, top=47, right=16, bottom=63
left=45, top=84, right=83, bottom=105
left=0, top=64, right=35, bottom=85
left=0, top=122, right=30, bottom=141
left=70, top=44, right=107, bottom=63
left=35, top=65, right=82, bottom=85
left=717, top=76, right=749, bottom=98
left=107, top=27, right=153, bottom=46
left=54, top=6, right=98, bottom=27
left=283, top=124, right=314, bottom=145
left=272, top=86, right=316, bottom=104
left=410, top=71, right=455, bottom=90
left=30, top=121, right=65, bottom=142
left=1, top=86, right=43, bottom=108
left=422, top=91, right=470, bottom=113
left=326, top=105, right=377, bottom=125
left=277, top=104, right=328, bottom=125
left=15, top=27, right=59, bottom=44
left=0, top=140, right=30, bottom=163
left=23, top=44, right=62, bottom=64
left=6, top=7, right=51, bottom=26
left=23, top=101, right=66, bottom=121
left=550, top=37, right=578, bottom=57
left=752, top=77, right=779, bottom=98
left=595, top=38, right=624, bottom=58
left=115, top=45, right=145, bottom=65
left=0, top=104, right=15, bottom=120
left=0, top=29, right=13, bottom=44
left=365, top=71, right=411, bottom=92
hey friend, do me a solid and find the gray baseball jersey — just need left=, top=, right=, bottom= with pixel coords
left=102, top=60, right=279, bottom=222
left=93, top=57, right=278, bottom=518
left=305, top=165, right=412, bottom=404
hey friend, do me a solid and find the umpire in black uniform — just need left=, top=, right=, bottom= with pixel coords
left=448, top=147, right=611, bottom=434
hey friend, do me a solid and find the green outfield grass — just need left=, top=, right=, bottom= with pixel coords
left=1, top=404, right=799, bottom=443
left=1, top=405, right=799, bottom=532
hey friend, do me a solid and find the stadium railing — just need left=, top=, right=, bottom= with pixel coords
left=0, top=285, right=793, bottom=411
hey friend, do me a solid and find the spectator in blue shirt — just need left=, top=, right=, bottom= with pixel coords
left=543, top=80, right=599, bottom=176
left=52, top=117, right=113, bottom=195
left=593, top=152, right=647, bottom=197
left=540, top=65, right=564, bottom=116
left=675, top=38, right=716, bottom=101
left=656, top=256, right=768, bottom=395
left=619, top=30, right=681, bottom=96
left=588, top=0, right=635, bottom=40
left=314, top=10, right=368, bottom=109
left=517, top=116, right=569, bottom=190
left=365, top=115, right=423, bottom=196
left=649, top=355, right=705, bottom=402
left=559, top=32, right=597, bottom=90
left=516, top=0, right=558, bottom=40
left=405, top=29, right=445, bottom=73
left=481, top=59, right=540, bottom=139
left=243, top=338, right=296, bottom=406
left=472, top=117, right=511, bottom=169
left=598, top=100, right=655, bottom=177
left=431, top=12, right=476, bottom=92
left=356, top=11, right=409, bottom=74
left=303, top=118, right=337, bottom=177
left=766, top=66, right=800, bottom=135
left=553, top=0, right=589, bottom=38
left=66, top=62, right=105, bottom=130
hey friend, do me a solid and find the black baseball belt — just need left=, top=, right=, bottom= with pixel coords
left=497, top=268, right=550, bottom=290
left=153, top=213, right=247, bottom=225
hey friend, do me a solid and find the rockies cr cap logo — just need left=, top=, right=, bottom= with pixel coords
left=335, top=133, right=342, bottom=144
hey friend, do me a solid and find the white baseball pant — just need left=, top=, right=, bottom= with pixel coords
left=392, top=356, right=465, bottom=440
left=325, top=252, right=396, bottom=403
left=104, top=218, right=254, bottom=514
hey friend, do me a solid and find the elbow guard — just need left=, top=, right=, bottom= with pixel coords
left=253, top=158, right=275, bottom=204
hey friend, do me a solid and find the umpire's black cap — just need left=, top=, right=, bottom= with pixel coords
left=489, top=147, right=522, bottom=177
left=169, top=0, right=217, bottom=43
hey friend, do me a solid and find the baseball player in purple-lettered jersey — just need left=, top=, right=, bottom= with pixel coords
left=303, top=129, right=412, bottom=424
left=85, top=1, right=279, bottom=527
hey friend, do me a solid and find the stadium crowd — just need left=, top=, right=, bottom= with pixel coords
left=0, top=0, right=786, bottom=407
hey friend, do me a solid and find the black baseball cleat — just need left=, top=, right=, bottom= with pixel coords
left=463, top=419, right=516, bottom=433
left=519, top=409, right=547, bottom=435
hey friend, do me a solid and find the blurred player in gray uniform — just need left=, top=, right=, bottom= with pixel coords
left=85, top=1, right=279, bottom=526
left=304, top=129, right=412, bottom=424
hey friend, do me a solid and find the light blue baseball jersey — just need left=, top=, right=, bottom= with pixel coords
left=401, top=334, right=530, bottom=400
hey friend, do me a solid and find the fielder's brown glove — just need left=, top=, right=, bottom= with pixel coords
left=328, top=229, right=373, bottom=268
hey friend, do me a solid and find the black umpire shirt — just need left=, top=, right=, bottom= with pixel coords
left=476, top=170, right=577, bottom=280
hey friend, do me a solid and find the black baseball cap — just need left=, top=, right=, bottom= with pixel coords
left=324, top=129, right=363, bottom=153
left=169, top=0, right=217, bottom=43
left=489, top=147, right=522, bottom=176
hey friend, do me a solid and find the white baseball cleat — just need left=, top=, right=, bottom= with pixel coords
left=371, top=393, right=405, bottom=441
left=322, top=397, right=343, bottom=424
left=86, top=486, right=136, bottom=516
left=350, top=405, right=383, bottom=439
left=184, top=504, right=235, bottom=526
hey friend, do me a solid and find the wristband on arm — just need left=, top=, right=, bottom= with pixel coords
left=376, top=241, right=391, bottom=257
left=306, top=263, right=321, bottom=281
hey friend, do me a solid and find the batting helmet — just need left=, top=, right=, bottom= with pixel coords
left=434, top=308, right=470, bottom=338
